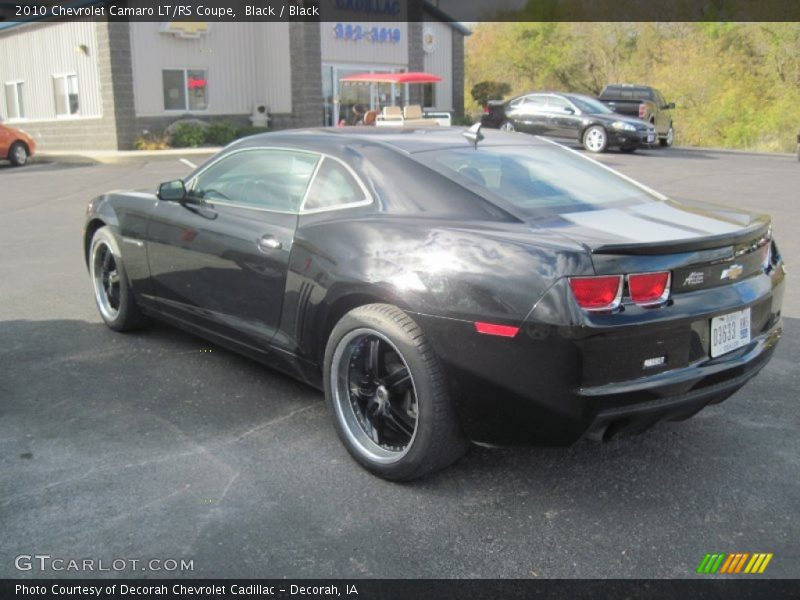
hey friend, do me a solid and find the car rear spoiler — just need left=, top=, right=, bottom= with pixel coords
left=591, top=220, right=771, bottom=256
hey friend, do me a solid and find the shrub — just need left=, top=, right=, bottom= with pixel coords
left=470, top=81, right=512, bottom=108
left=234, top=125, right=270, bottom=140
left=452, top=115, right=476, bottom=127
left=171, top=122, right=207, bottom=148
left=205, top=121, right=240, bottom=146
left=134, top=130, right=171, bottom=151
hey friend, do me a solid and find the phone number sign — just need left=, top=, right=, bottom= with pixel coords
left=334, top=23, right=402, bottom=44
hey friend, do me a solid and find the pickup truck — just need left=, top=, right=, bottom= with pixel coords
left=598, top=85, right=675, bottom=147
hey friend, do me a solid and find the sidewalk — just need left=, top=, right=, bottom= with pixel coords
left=33, top=146, right=223, bottom=166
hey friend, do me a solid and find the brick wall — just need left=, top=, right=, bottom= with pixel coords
left=288, top=22, right=323, bottom=128
left=407, top=1, right=425, bottom=106
left=451, top=31, right=465, bottom=119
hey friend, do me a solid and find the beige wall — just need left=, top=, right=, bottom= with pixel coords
left=129, top=22, right=292, bottom=117
left=0, top=21, right=103, bottom=122
left=422, top=19, right=453, bottom=111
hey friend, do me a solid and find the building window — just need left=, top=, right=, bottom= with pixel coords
left=163, top=69, right=208, bottom=111
left=422, top=83, right=436, bottom=109
left=53, top=74, right=79, bottom=116
left=4, top=81, right=24, bottom=120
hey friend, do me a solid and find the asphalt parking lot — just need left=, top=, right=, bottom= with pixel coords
left=1, top=146, right=798, bottom=579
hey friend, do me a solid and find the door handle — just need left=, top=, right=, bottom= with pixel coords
left=257, top=235, right=282, bottom=252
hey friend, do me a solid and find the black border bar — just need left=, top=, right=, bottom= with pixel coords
left=1, top=0, right=800, bottom=23
left=3, top=579, right=800, bottom=600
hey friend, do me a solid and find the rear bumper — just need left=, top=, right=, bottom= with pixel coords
left=582, top=323, right=779, bottom=441
left=411, top=271, right=784, bottom=446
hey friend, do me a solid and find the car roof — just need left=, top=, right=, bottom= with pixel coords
left=231, top=127, right=549, bottom=155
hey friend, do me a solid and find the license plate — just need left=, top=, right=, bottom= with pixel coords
left=710, top=308, right=751, bottom=358
left=647, top=133, right=655, bottom=143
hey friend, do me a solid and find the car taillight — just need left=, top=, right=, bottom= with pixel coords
left=638, top=103, right=646, bottom=119
left=628, top=272, right=671, bottom=306
left=483, top=105, right=490, bottom=114
left=568, top=275, right=623, bottom=311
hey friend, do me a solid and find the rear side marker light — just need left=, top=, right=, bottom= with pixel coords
left=568, top=275, right=623, bottom=311
left=474, top=322, right=520, bottom=338
left=628, top=271, right=671, bottom=306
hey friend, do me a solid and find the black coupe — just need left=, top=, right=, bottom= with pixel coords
left=84, top=128, right=784, bottom=480
left=481, top=92, right=656, bottom=153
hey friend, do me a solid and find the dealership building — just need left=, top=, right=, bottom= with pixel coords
left=0, top=1, right=469, bottom=150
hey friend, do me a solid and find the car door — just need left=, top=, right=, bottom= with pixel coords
left=510, top=95, right=549, bottom=134
left=0, top=125, right=13, bottom=157
left=545, top=95, right=582, bottom=139
left=144, top=147, right=319, bottom=349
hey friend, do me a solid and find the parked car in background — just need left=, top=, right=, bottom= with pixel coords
left=0, top=123, right=36, bottom=166
left=481, top=92, right=656, bottom=153
left=83, top=128, right=784, bottom=480
left=598, top=84, right=675, bottom=147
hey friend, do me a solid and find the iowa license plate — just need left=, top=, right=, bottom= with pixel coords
left=710, top=308, right=751, bottom=358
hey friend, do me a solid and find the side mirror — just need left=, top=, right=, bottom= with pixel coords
left=157, top=179, right=186, bottom=202
left=666, top=102, right=675, bottom=109
left=563, top=107, right=575, bottom=114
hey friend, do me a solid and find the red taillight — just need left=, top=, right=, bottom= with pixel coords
left=568, top=275, right=622, bottom=311
left=638, top=103, right=646, bottom=118
left=483, top=105, right=490, bottom=114
left=628, top=272, right=670, bottom=306
left=474, top=322, right=519, bottom=338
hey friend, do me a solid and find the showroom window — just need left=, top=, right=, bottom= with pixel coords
left=4, top=81, right=24, bottom=120
left=53, top=74, right=79, bottom=116
left=163, top=69, right=208, bottom=111
left=422, top=83, right=436, bottom=109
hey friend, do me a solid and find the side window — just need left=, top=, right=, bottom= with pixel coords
left=545, top=96, right=572, bottom=112
left=522, top=95, right=547, bottom=107
left=303, top=158, right=368, bottom=211
left=192, top=149, right=319, bottom=212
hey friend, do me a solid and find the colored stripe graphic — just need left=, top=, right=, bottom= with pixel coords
left=698, top=553, right=773, bottom=574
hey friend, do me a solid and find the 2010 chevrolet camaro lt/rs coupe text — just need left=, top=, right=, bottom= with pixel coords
left=83, top=128, right=785, bottom=480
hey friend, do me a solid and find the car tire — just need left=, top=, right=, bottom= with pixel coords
left=660, top=123, right=674, bottom=147
left=582, top=126, right=608, bottom=153
left=324, top=303, right=468, bottom=481
left=89, top=226, right=148, bottom=332
left=500, top=120, right=515, bottom=133
left=619, top=146, right=637, bottom=153
left=9, top=142, right=28, bottom=166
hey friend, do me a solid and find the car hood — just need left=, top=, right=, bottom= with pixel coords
left=534, top=197, right=770, bottom=255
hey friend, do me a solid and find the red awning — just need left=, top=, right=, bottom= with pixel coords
left=339, top=72, right=443, bottom=84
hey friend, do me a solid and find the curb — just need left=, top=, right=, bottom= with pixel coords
left=33, top=147, right=222, bottom=166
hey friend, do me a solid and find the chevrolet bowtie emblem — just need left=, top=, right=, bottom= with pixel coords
left=721, top=264, right=744, bottom=281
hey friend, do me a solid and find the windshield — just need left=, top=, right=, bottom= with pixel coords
left=568, top=95, right=613, bottom=114
left=418, top=144, right=657, bottom=217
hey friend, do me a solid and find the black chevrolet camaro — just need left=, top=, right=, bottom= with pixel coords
left=83, top=128, right=785, bottom=480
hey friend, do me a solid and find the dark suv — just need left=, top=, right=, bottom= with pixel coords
left=598, top=85, right=675, bottom=147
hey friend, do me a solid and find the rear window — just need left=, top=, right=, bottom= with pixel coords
left=417, top=145, right=656, bottom=217
left=602, top=87, right=653, bottom=101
